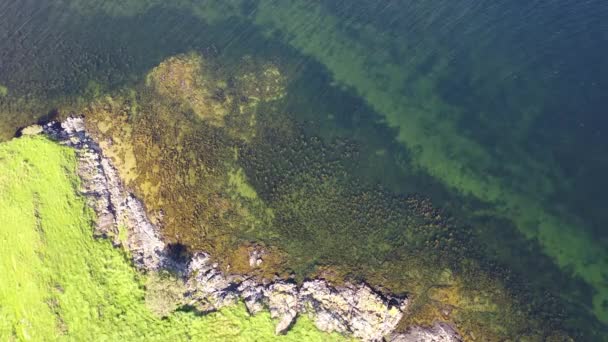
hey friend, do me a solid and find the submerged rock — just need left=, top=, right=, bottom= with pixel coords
left=44, top=116, right=462, bottom=342
left=248, top=246, right=266, bottom=268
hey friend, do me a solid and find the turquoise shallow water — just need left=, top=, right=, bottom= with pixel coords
left=1, top=0, right=608, bottom=339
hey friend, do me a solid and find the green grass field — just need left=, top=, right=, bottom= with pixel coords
left=0, top=135, right=344, bottom=341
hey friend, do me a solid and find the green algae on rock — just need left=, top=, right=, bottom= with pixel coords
left=0, top=135, right=347, bottom=341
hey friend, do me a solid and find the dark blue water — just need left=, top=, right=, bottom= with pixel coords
left=1, top=0, right=607, bottom=339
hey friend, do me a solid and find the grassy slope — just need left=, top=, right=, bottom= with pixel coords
left=0, top=136, right=345, bottom=341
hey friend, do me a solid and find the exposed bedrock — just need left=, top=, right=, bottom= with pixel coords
left=38, top=117, right=461, bottom=342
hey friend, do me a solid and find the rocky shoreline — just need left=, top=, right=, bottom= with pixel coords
left=36, top=117, right=461, bottom=342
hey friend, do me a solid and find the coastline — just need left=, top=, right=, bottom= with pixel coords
left=37, top=116, right=462, bottom=341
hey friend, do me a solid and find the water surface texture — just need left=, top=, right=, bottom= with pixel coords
left=1, top=0, right=607, bottom=340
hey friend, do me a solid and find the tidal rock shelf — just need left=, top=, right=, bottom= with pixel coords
left=40, top=117, right=461, bottom=342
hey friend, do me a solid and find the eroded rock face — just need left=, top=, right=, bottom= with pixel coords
left=185, top=252, right=242, bottom=312
left=183, top=251, right=409, bottom=339
left=43, top=117, right=462, bottom=342
left=300, top=280, right=406, bottom=341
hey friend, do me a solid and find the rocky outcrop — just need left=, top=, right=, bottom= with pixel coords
left=42, top=117, right=166, bottom=270
left=299, top=280, right=405, bottom=340
left=185, top=252, right=242, bottom=311
left=264, top=281, right=300, bottom=334
left=40, top=117, right=462, bottom=342
left=248, top=247, right=266, bottom=268
left=184, top=251, right=406, bottom=339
